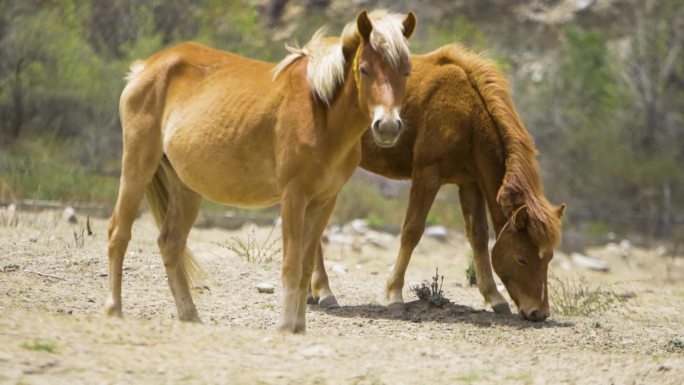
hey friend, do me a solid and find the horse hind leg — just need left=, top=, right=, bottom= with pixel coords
left=307, top=244, right=340, bottom=309
left=154, top=161, right=203, bottom=322
left=106, top=129, right=163, bottom=317
left=107, top=180, right=150, bottom=317
left=458, top=183, right=510, bottom=314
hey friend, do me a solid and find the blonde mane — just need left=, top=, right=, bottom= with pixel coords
left=436, top=44, right=562, bottom=251
left=272, top=10, right=411, bottom=105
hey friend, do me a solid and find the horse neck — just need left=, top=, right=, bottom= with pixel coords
left=322, top=69, right=369, bottom=153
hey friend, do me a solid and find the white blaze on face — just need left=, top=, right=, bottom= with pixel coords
left=541, top=282, right=546, bottom=303
left=371, top=105, right=401, bottom=125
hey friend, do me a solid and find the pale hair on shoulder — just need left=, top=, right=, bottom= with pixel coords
left=272, top=9, right=411, bottom=105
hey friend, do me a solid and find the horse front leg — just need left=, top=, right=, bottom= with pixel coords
left=459, top=183, right=510, bottom=314
left=386, top=165, right=441, bottom=309
left=278, top=188, right=308, bottom=333
left=290, top=197, right=338, bottom=333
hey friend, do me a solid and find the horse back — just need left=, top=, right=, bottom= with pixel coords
left=120, top=42, right=277, bottom=135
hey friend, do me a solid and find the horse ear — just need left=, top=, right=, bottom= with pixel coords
left=356, top=10, right=373, bottom=42
left=511, top=205, right=528, bottom=230
left=402, top=12, right=416, bottom=39
left=555, top=204, right=566, bottom=219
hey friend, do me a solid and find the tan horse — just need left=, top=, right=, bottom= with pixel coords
left=106, top=10, right=416, bottom=333
left=311, top=44, right=565, bottom=321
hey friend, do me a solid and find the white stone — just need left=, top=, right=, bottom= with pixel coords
left=619, top=239, right=632, bottom=257
left=256, top=283, right=275, bottom=294
left=365, top=230, right=393, bottom=248
left=326, top=233, right=354, bottom=246
left=331, top=263, right=348, bottom=275
left=571, top=252, right=609, bottom=272
left=62, top=206, right=77, bottom=223
left=350, top=219, right=369, bottom=234
left=424, top=225, right=448, bottom=242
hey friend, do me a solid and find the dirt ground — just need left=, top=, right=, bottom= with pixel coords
left=1, top=210, right=683, bottom=385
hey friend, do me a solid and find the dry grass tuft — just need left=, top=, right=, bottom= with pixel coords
left=550, top=276, right=626, bottom=316
left=220, top=224, right=281, bottom=266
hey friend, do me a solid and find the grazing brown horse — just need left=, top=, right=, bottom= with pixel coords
left=310, top=44, right=565, bottom=321
left=106, top=10, right=416, bottom=333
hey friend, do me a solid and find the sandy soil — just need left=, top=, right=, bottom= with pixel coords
left=0, top=210, right=683, bottom=384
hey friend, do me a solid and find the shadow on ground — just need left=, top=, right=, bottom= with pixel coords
left=313, top=300, right=574, bottom=329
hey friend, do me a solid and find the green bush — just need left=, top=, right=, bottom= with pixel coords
left=0, top=139, right=118, bottom=203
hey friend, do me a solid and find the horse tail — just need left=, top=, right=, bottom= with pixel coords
left=458, top=46, right=561, bottom=250
left=145, top=158, right=203, bottom=286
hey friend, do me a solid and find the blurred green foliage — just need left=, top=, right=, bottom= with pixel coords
left=0, top=138, right=119, bottom=202
left=0, top=0, right=681, bottom=237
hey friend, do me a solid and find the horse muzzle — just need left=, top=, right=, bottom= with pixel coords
left=520, top=308, right=549, bottom=322
left=370, top=107, right=404, bottom=148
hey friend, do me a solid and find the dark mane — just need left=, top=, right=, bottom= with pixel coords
left=438, top=44, right=561, bottom=250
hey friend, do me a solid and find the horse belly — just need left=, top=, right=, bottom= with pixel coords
left=177, top=156, right=279, bottom=207
left=164, top=126, right=280, bottom=208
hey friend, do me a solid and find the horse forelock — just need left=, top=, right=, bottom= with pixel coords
left=526, top=197, right=562, bottom=253
left=497, top=155, right=561, bottom=253
left=364, top=10, right=411, bottom=70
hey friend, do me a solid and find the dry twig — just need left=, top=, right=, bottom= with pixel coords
left=25, top=269, right=65, bottom=281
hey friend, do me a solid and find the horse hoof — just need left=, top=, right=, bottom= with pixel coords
left=105, top=306, right=122, bottom=318
left=387, top=302, right=407, bottom=315
left=278, top=322, right=306, bottom=334
left=179, top=311, right=202, bottom=323
left=181, top=316, right=203, bottom=323
left=492, top=302, right=512, bottom=314
left=318, top=295, right=340, bottom=309
left=307, top=295, right=319, bottom=305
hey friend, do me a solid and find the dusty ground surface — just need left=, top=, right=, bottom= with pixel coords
left=1, top=209, right=683, bottom=384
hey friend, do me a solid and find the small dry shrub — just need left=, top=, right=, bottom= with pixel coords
left=465, top=250, right=477, bottom=287
left=73, top=227, right=85, bottom=248
left=550, top=276, right=625, bottom=316
left=666, top=337, right=684, bottom=353
left=410, top=268, right=450, bottom=307
left=220, top=224, right=281, bottom=266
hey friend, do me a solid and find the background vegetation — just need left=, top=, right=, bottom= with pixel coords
left=0, top=0, right=682, bottom=247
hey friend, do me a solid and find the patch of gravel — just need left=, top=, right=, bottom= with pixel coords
left=0, top=212, right=682, bottom=384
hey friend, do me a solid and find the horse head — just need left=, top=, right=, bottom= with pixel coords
left=491, top=204, right=565, bottom=321
left=342, top=10, right=416, bottom=148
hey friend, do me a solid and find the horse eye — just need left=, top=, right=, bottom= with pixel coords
left=516, top=256, right=528, bottom=266
left=359, top=66, right=370, bottom=76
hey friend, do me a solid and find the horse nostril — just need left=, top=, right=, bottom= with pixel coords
left=529, top=309, right=545, bottom=322
left=371, top=120, right=380, bottom=132
left=396, top=119, right=403, bottom=131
